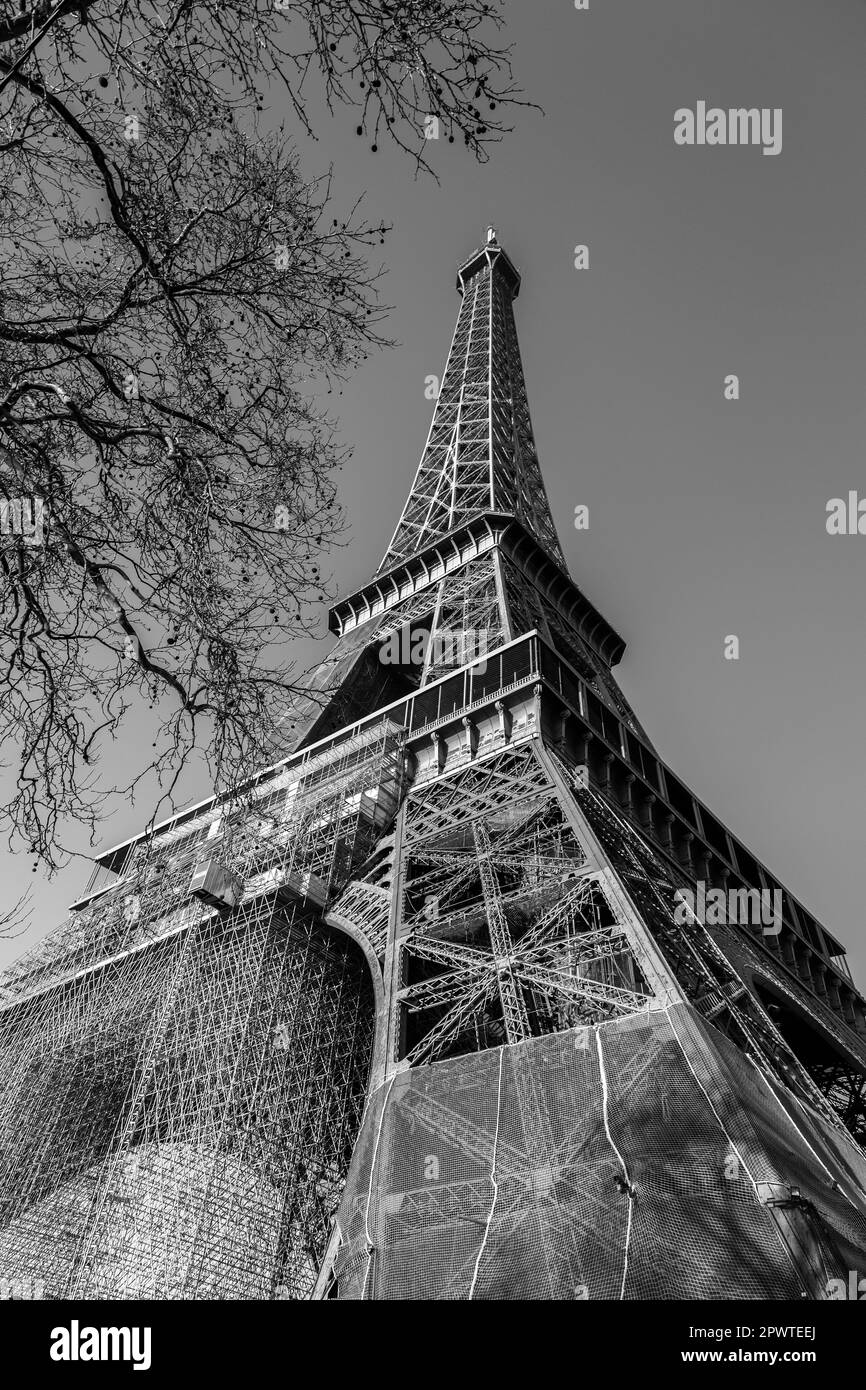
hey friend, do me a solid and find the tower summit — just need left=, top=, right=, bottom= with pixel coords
left=377, top=226, right=562, bottom=573
left=2, top=234, right=866, bottom=1302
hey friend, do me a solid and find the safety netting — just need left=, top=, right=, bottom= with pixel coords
left=330, top=1003, right=866, bottom=1299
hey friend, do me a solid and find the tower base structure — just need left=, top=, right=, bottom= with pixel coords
left=327, top=1003, right=866, bottom=1300
left=310, top=693, right=866, bottom=1300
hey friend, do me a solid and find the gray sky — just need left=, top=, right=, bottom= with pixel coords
left=5, top=0, right=866, bottom=989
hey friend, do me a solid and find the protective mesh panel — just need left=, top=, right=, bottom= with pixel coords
left=331, top=1004, right=866, bottom=1299
left=674, top=1007, right=866, bottom=1279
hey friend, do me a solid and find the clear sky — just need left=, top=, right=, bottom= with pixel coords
left=4, top=0, right=866, bottom=989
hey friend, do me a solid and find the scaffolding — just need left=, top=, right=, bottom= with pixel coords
left=0, top=718, right=405, bottom=1299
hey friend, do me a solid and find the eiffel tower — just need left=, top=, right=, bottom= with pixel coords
left=307, top=229, right=866, bottom=1300
left=2, top=231, right=866, bottom=1303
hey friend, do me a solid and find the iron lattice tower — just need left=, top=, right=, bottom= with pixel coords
left=3, top=231, right=866, bottom=1301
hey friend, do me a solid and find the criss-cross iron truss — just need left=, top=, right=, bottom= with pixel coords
left=383, top=742, right=656, bottom=1074
left=377, top=233, right=565, bottom=574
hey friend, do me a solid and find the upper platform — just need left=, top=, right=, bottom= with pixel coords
left=456, top=227, right=521, bottom=297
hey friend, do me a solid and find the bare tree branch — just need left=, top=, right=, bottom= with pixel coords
left=0, top=0, right=526, bottom=871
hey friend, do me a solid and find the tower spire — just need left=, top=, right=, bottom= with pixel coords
left=376, top=233, right=565, bottom=575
